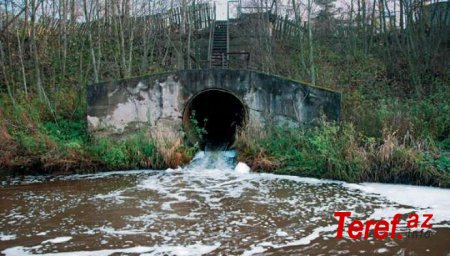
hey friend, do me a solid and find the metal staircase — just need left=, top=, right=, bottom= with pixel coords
left=211, top=21, right=228, bottom=68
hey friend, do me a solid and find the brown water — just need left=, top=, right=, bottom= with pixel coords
left=1, top=151, right=449, bottom=255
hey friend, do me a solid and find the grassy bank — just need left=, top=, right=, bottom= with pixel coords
left=0, top=100, right=197, bottom=175
left=0, top=97, right=449, bottom=187
left=236, top=91, right=450, bottom=187
left=1, top=90, right=449, bottom=188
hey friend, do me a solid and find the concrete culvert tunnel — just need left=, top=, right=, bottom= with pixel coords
left=183, top=89, right=246, bottom=149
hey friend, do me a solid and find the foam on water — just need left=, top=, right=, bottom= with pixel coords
left=41, top=237, right=72, bottom=244
left=1, top=149, right=449, bottom=255
left=0, top=233, right=16, bottom=241
left=344, top=182, right=450, bottom=224
left=3, top=243, right=221, bottom=256
left=235, top=162, right=251, bottom=174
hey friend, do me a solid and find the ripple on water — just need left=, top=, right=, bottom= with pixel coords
left=0, top=151, right=449, bottom=255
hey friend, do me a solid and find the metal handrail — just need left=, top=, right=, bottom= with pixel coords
left=208, top=3, right=216, bottom=69
left=227, top=0, right=240, bottom=61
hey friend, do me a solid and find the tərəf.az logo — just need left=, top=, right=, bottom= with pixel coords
left=334, top=211, right=433, bottom=240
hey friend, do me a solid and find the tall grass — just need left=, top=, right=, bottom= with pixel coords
left=236, top=117, right=449, bottom=187
left=0, top=96, right=196, bottom=174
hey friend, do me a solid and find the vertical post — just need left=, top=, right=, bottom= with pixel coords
left=208, top=2, right=215, bottom=68
left=238, top=0, right=241, bottom=18
left=222, top=52, right=225, bottom=68
left=227, top=1, right=239, bottom=62
left=227, top=1, right=230, bottom=61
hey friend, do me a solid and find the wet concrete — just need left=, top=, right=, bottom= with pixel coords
left=87, top=69, right=341, bottom=140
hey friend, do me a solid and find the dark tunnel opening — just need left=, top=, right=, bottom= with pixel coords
left=183, top=89, right=246, bottom=150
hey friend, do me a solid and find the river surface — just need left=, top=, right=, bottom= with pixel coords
left=1, top=151, right=449, bottom=255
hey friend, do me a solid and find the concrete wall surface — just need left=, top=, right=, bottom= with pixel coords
left=87, top=69, right=341, bottom=139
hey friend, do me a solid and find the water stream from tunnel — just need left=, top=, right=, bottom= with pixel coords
left=1, top=150, right=450, bottom=255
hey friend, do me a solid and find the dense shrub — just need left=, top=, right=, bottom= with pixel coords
left=237, top=119, right=449, bottom=187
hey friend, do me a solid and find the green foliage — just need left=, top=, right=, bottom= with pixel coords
left=438, top=138, right=450, bottom=151
left=88, top=133, right=163, bottom=169
left=0, top=94, right=192, bottom=172
left=14, top=131, right=49, bottom=154
left=42, top=118, right=87, bottom=144
left=0, top=9, right=447, bottom=188
left=254, top=122, right=364, bottom=182
left=125, top=134, right=160, bottom=168
left=189, top=110, right=208, bottom=144
left=422, top=152, right=450, bottom=173
left=343, top=88, right=450, bottom=147
left=237, top=119, right=449, bottom=187
left=89, top=138, right=127, bottom=168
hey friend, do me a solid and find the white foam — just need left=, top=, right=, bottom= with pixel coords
left=0, top=233, right=16, bottom=241
left=373, top=247, right=389, bottom=254
left=344, top=183, right=450, bottom=224
left=93, top=189, right=133, bottom=202
left=2, top=150, right=450, bottom=255
left=242, top=245, right=266, bottom=256
left=2, top=243, right=220, bottom=256
left=1, top=170, right=160, bottom=186
left=276, top=229, right=288, bottom=237
left=98, top=227, right=147, bottom=236
left=166, top=167, right=183, bottom=173
left=42, top=236, right=72, bottom=244
left=277, top=225, right=337, bottom=247
left=243, top=225, right=337, bottom=255
left=235, top=162, right=251, bottom=174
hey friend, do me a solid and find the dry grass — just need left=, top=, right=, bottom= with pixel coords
left=151, top=129, right=192, bottom=168
left=235, top=125, right=281, bottom=172
left=235, top=121, right=449, bottom=187
left=378, top=130, right=398, bottom=162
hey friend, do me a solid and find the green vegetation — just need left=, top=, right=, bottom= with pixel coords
left=0, top=100, right=195, bottom=174
left=237, top=89, right=450, bottom=187
left=0, top=1, right=448, bottom=187
left=189, top=110, right=208, bottom=144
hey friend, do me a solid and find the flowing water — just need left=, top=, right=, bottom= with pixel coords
left=1, top=150, right=449, bottom=255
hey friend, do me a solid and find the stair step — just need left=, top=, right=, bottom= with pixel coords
left=211, top=21, right=229, bottom=68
